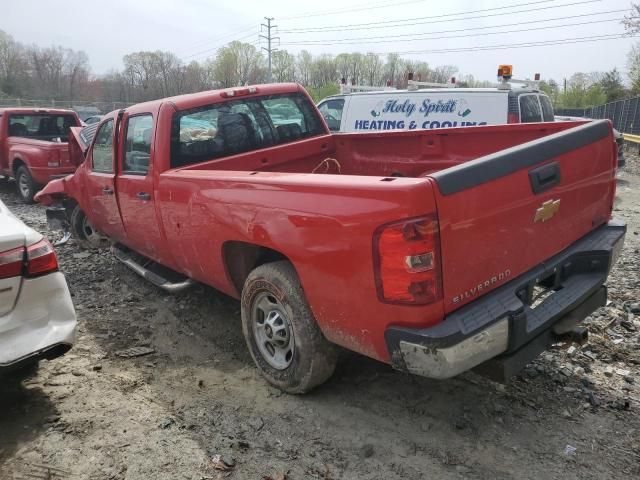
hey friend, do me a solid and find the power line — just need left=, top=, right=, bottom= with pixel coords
left=181, top=31, right=259, bottom=62
left=177, top=23, right=258, bottom=57
left=278, top=0, right=602, bottom=33
left=380, top=33, right=633, bottom=56
left=280, top=17, right=625, bottom=47
left=280, top=9, right=627, bottom=45
left=280, top=0, right=431, bottom=20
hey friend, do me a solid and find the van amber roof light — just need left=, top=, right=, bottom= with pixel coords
left=498, top=64, right=513, bottom=80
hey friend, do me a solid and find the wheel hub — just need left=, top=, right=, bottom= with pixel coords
left=251, top=292, right=295, bottom=370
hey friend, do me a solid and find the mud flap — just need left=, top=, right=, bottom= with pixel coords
left=46, top=206, right=68, bottom=231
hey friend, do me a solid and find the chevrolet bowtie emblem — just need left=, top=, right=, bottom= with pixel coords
left=534, top=199, right=561, bottom=223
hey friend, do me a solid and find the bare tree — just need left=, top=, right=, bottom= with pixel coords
left=362, top=53, right=383, bottom=86
left=623, top=4, right=640, bottom=33
left=296, top=50, right=313, bottom=86
left=272, top=50, right=296, bottom=83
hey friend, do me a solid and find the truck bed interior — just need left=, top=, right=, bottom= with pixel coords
left=181, top=121, right=588, bottom=178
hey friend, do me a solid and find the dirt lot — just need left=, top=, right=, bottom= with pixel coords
left=1, top=155, right=640, bottom=480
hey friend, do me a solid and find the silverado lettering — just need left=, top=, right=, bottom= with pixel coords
left=35, top=83, right=625, bottom=393
left=452, top=269, right=512, bottom=304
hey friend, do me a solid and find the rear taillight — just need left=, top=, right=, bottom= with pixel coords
left=373, top=215, right=442, bottom=305
left=507, top=112, right=519, bottom=123
left=0, top=247, right=24, bottom=280
left=48, top=149, right=60, bottom=167
left=26, top=239, right=58, bottom=277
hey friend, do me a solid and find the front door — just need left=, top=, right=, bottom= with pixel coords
left=115, top=112, right=164, bottom=261
left=84, top=117, right=125, bottom=239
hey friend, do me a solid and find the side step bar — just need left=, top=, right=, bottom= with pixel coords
left=111, top=244, right=194, bottom=293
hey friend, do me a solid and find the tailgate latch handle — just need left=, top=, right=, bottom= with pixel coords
left=529, top=161, right=561, bottom=194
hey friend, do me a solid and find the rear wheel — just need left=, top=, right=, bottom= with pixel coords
left=69, top=205, right=107, bottom=249
left=241, top=261, right=338, bottom=394
left=15, top=166, right=39, bottom=203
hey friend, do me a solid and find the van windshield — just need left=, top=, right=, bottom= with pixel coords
left=540, top=96, right=555, bottom=122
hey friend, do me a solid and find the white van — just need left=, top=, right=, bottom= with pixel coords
left=317, top=87, right=555, bottom=133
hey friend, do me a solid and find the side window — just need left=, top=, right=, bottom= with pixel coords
left=519, top=95, right=542, bottom=123
left=317, top=99, right=344, bottom=131
left=539, top=95, right=555, bottom=122
left=124, top=114, right=153, bottom=174
left=92, top=119, right=114, bottom=172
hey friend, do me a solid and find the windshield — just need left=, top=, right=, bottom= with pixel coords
left=8, top=113, right=79, bottom=141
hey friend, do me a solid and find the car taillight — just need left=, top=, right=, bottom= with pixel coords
left=26, top=239, right=58, bottom=277
left=507, top=112, right=519, bottom=123
left=373, top=215, right=442, bottom=305
left=48, top=149, right=60, bottom=167
left=0, top=246, right=24, bottom=280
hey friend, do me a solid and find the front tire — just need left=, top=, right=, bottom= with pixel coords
left=241, top=261, right=338, bottom=394
left=69, top=205, right=107, bottom=249
left=15, top=166, right=38, bottom=203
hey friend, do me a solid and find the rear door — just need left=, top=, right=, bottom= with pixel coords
left=429, top=120, right=616, bottom=313
left=84, top=117, right=125, bottom=239
left=115, top=111, right=164, bottom=260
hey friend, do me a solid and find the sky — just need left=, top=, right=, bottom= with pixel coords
left=1, top=0, right=638, bottom=83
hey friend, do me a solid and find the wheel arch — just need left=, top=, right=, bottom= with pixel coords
left=222, top=241, right=293, bottom=297
left=12, top=157, right=26, bottom=175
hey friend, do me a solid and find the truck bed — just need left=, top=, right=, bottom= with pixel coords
left=179, top=121, right=591, bottom=178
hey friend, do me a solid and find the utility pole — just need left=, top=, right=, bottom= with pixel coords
left=260, top=17, right=279, bottom=83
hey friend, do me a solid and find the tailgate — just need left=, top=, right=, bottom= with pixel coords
left=429, top=120, right=616, bottom=313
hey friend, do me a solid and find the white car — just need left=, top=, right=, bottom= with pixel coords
left=0, top=199, right=76, bottom=373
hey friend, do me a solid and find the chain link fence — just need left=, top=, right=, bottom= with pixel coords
left=0, top=98, right=133, bottom=116
left=556, top=97, right=640, bottom=135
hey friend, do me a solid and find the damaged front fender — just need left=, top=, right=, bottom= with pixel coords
left=34, top=176, right=72, bottom=206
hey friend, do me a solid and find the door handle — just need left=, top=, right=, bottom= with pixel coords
left=136, top=192, right=151, bottom=201
left=102, top=186, right=114, bottom=195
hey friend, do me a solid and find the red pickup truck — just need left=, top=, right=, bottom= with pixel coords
left=36, top=83, right=625, bottom=393
left=0, top=108, right=82, bottom=202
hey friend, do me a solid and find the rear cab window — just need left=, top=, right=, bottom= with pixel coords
left=317, top=98, right=345, bottom=131
left=8, top=113, right=79, bottom=141
left=171, top=92, right=325, bottom=168
left=519, top=95, right=543, bottom=123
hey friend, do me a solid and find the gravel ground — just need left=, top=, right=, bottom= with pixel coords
left=0, top=154, right=639, bottom=480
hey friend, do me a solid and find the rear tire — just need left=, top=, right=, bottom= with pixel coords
left=15, top=166, right=38, bottom=203
left=69, top=205, right=107, bottom=249
left=241, top=261, right=338, bottom=394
